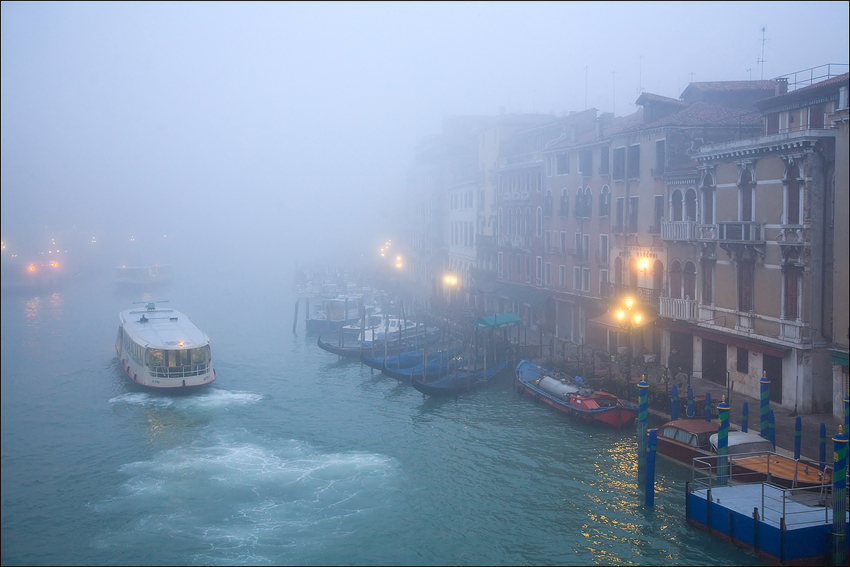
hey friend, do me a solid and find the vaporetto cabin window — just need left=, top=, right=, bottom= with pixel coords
left=146, top=345, right=211, bottom=377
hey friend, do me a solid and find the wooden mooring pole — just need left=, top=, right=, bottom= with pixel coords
left=292, top=299, right=299, bottom=334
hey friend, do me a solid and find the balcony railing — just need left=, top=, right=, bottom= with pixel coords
left=661, top=221, right=696, bottom=241
left=609, top=283, right=661, bottom=307
left=499, top=234, right=530, bottom=248
left=706, top=222, right=764, bottom=243
left=659, top=297, right=697, bottom=321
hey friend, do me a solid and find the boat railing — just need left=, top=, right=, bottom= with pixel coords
left=148, top=362, right=211, bottom=378
left=691, top=452, right=835, bottom=527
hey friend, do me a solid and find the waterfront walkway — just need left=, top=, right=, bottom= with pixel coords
left=657, top=374, right=843, bottom=464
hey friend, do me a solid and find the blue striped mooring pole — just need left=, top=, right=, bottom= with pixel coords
left=794, top=416, right=801, bottom=461
left=742, top=401, right=749, bottom=433
left=645, top=428, right=657, bottom=507
left=845, top=394, right=849, bottom=431
left=638, top=379, right=649, bottom=486
left=760, top=372, right=770, bottom=439
left=768, top=409, right=776, bottom=450
left=670, top=384, right=679, bottom=421
left=704, top=391, right=712, bottom=422
left=717, top=396, right=730, bottom=485
left=832, top=425, right=848, bottom=566
left=686, top=386, right=694, bottom=418
left=820, top=422, right=827, bottom=472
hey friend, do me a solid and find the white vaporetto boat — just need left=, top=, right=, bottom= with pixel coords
left=115, top=301, right=215, bottom=389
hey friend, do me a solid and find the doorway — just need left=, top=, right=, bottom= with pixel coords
left=702, top=339, right=727, bottom=386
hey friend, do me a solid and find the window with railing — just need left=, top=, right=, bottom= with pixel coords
left=627, top=144, right=640, bottom=178
left=599, top=145, right=610, bottom=175
left=599, top=186, right=610, bottom=217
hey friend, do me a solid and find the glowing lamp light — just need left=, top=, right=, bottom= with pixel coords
left=28, top=265, right=35, bottom=272
left=634, top=313, right=642, bottom=325
left=638, top=260, right=649, bottom=272
left=179, top=342, right=184, bottom=347
left=617, top=309, right=625, bottom=322
left=625, top=297, right=634, bottom=309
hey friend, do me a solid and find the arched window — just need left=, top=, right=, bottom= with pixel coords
left=685, top=189, right=697, bottom=222
left=614, top=256, right=623, bottom=285
left=671, top=189, right=683, bottom=222
left=536, top=207, right=543, bottom=237
left=584, top=187, right=593, bottom=218
left=525, top=208, right=532, bottom=236
left=653, top=260, right=663, bottom=294
left=560, top=189, right=569, bottom=217
left=599, top=185, right=610, bottom=217
left=544, top=190, right=553, bottom=216
left=670, top=261, right=682, bottom=299
left=497, top=208, right=503, bottom=235
left=684, top=261, right=696, bottom=300
left=574, top=186, right=582, bottom=217
left=507, top=208, right=513, bottom=235
left=785, top=164, right=801, bottom=225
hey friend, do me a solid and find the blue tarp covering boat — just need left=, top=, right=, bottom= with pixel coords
left=411, top=360, right=509, bottom=397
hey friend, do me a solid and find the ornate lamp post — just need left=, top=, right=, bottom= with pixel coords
left=616, top=296, right=642, bottom=383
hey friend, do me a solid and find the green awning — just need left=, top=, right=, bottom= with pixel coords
left=831, top=350, right=849, bottom=366
left=473, top=312, right=523, bottom=329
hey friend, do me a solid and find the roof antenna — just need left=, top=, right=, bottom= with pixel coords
left=758, top=27, right=768, bottom=80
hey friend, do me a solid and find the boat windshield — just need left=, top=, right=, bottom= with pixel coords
left=147, top=345, right=210, bottom=368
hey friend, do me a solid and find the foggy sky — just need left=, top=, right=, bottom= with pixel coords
left=2, top=1, right=848, bottom=270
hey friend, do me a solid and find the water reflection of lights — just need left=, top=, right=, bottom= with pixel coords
left=25, top=296, right=41, bottom=319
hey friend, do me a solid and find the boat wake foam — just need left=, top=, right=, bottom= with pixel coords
left=90, top=436, right=398, bottom=563
left=108, top=388, right=264, bottom=409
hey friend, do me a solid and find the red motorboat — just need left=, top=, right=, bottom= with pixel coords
left=514, top=360, right=637, bottom=429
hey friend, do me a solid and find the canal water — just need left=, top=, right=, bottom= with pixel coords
left=1, top=263, right=769, bottom=565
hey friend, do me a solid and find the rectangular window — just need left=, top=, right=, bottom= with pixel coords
left=787, top=180, right=800, bottom=225
left=809, top=103, right=825, bottom=129
left=655, top=139, right=665, bottom=175
left=741, top=184, right=753, bottom=222
left=506, top=253, right=512, bottom=280
left=613, top=147, right=625, bottom=179
left=628, top=196, right=639, bottom=233
left=516, top=255, right=521, bottom=279
left=557, top=153, right=569, bottom=175
left=546, top=156, right=552, bottom=177
left=737, top=262, right=754, bottom=311
left=737, top=348, right=749, bottom=374
left=536, top=256, right=543, bottom=285
left=560, top=231, right=567, bottom=254
left=627, top=144, right=640, bottom=178
left=599, top=145, right=610, bottom=174
left=600, top=234, right=609, bottom=264
left=582, top=267, right=590, bottom=291
left=580, top=149, right=592, bottom=176
left=526, top=256, right=531, bottom=283
left=573, top=267, right=581, bottom=290
left=536, top=172, right=542, bottom=191
left=582, top=234, right=590, bottom=262
left=701, top=260, right=713, bottom=305
left=545, top=263, right=551, bottom=285
left=783, top=268, right=800, bottom=320
left=559, top=265, right=566, bottom=288
left=766, top=113, right=779, bottom=135
left=545, top=230, right=551, bottom=253
left=574, top=232, right=581, bottom=256
left=498, top=252, right=503, bottom=279
left=599, top=269, right=609, bottom=295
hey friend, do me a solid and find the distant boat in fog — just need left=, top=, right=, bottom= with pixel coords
left=113, top=264, right=173, bottom=288
left=1, top=258, right=66, bottom=291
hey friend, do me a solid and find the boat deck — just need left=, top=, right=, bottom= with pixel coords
left=731, top=454, right=831, bottom=486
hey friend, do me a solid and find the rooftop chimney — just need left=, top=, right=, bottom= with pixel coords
left=775, top=78, right=788, bottom=96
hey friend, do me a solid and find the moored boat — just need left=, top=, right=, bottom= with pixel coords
left=382, top=349, right=468, bottom=383
left=656, top=419, right=720, bottom=467
left=412, top=360, right=508, bottom=397
left=514, top=360, right=637, bottom=429
left=115, top=301, right=215, bottom=389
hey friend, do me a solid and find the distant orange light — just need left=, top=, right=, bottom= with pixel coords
left=51, top=262, right=58, bottom=268
left=28, top=265, right=35, bottom=272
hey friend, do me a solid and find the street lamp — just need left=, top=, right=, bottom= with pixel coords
left=444, top=273, right=458, bottom=317
left=616, top=296, right=642, bottom=384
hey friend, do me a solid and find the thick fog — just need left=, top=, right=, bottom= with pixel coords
left=2, top=2, right=848, bottom=280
